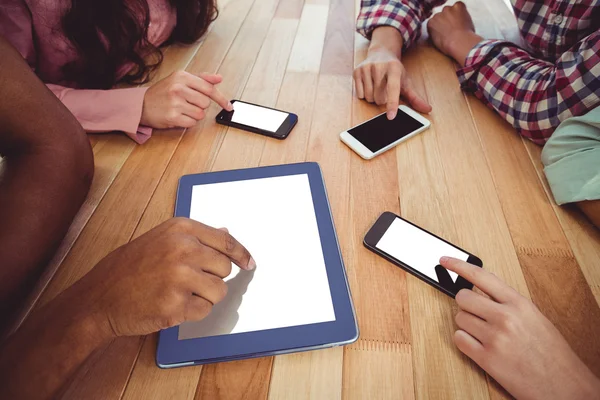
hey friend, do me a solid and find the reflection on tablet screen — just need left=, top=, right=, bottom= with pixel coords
left=178, top=174, right=335, bottom=340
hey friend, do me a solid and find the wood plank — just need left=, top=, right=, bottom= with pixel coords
left=62, top=337, right=144, bottom=400
left=286, top=3, right=330, bottom=73
left=523, top=140, right=600, bottom=305
left=268, top=348, right=343, bottom=400
left=274, top=0, right=305, bottom=19
left=337, top=27, right=415, bottom=399
left=343, top=341, right=414, bottom=400
left=122, top=335, right=203, bottom=400
left=268, top=1, right=354, bottom=398
left=465, top=96, right=600, bottom=376
left=194, top=358, right=273, bottom=400
left=399, top=44, right=531, bottom=399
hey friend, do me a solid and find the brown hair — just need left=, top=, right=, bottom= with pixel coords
left=61, top=0, right=217, bottom=89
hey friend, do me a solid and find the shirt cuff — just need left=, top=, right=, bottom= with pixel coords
left=456, top=39, right=508, bottom=92
left=357, top=4, right=423, bottom=50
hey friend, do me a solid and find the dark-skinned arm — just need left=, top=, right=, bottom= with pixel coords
left=0, top=37, right=94, bottom=332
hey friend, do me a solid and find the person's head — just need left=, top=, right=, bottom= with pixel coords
left=61, top=0, right=217, bottom=89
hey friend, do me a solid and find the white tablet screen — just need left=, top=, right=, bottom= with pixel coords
left=178, top=174, right=336, bottom=340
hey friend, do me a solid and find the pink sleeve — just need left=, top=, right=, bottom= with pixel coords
left=0, top=0, right=36, bottom=67
left=46, top=85, right=153, bottom=144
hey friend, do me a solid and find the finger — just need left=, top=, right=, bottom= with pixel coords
left=184, top=269, right=228, bottom=305
left=402, top=79, right=432, bottom=113
left=198, top=72, right=223, bottom=85
left=184, top=74, right=233, bottom=111
left=455, top=311, right=490, bottom=344
left=182, top=86, right=211, bottom=109
left=174, top=114, right=197, bottom=129
left=362, top=67, right=374, bottom=103
left=386, top=74, right=401, bottom=120
left=441, top=257, right=516, bottom=303
left=187, top=243, right=233, bottom=278
left=454, top=330, right=485, bottom=365
left=455, top=288, right=501, bottom=320
left=372, top=66, right=387, bottom=106
left=353, top=69, right=365, bottom=99
left=184, top=295, right=213, bottom=322
left=183, top=220, right=255, bottom=271
left=181, top=102, right=206, bottom=121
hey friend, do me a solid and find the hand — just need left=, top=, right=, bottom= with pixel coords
left=441, top=257, right=600, bottom=400
left=428, top=2, right=482, bottom=66
left=66, top=218, right=256, bottom=338
left=141, top=71, right=233, bottom=129
left=354, top=48, right=432, bottom=120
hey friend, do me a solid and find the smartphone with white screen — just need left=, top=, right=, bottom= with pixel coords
left=364, top=212, right=482, bottom=297
left=340, top=105, right=430, bottom=159
left=216, top=100, right=298, bottom=139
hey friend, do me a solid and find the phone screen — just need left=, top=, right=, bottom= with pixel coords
left=229, top=101, right=289, bottom=133
left=348, top=109, right=424, bottom=153
left=375, top=217, right=469, bottom=285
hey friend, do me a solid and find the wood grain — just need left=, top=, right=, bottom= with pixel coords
left=466, top=96, right=600, bottom=375
left=13, top=0, right=597, bottom=398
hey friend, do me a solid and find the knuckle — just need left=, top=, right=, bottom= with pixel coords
left=169, top=83, right=184, bottom=95
left=222, top=232, right=238, bottom=253
left=214, top=279, right=228, bottom=302
left=455, top=289, right=469, bottom=304
left=167, top=110, right=180, bottom=124
left=196, top=299, right=213, bottom=317
left=169, top=217, right=193, bottom=232
left=174, top=70, right=188, bottom=80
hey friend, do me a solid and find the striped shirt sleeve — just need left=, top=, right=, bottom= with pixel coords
left=357, top=0, right=446, bottom=50
left=457, top=31, right=600, bottom=144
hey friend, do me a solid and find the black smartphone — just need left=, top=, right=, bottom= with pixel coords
left=364, top=211, right=483, bottom=297
left=215, top=99, right=298, bottom=139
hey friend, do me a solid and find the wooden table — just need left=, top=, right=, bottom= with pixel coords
left=18, top=0, right=600, bottom=398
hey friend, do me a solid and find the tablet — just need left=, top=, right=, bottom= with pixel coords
left=156, top=162, right=358, bottom=368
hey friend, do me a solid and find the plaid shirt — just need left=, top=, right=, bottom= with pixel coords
left=357, top=0, right=600, bottom=144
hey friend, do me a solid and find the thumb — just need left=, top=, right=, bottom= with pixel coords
left=402, top=79, right=432, bottom=114
left=199, top=72, right=223, bottom=85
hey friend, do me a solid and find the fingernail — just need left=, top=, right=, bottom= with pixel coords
left=227, top=102, right=234, bottom=111
left=440, top=256, right=449, bottom=263
left=247, top=257, right=256, bottom=270
left=219, top=227, right=229, bottom=233
left=387, top=111, right=396, bottom=120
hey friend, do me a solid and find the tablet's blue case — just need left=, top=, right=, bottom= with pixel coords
left=156, top=162, right=358, bottom=368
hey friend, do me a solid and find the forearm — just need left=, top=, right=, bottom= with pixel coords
left=456, top=32, right=600, bottom=144
left=0, top=289, right=113, bottom=399
left=0, top=37, right=94, bottom=330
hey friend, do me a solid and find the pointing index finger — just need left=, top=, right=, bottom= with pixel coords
left=185, top=219, right=256, bottom=270
left=185, top=73, right=233, bottom=111
left=440, top=257, right=514, bottom=303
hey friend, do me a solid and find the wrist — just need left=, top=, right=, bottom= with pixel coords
left=445, top=31, right=483, bottom=67
left=369, top=26, right=404, bottom=59
left=54, top=283, right=117, bottom=345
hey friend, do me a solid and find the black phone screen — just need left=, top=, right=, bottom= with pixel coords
left=347, top=109, right=424, bottom=153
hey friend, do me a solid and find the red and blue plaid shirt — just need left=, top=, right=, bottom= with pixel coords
left=358, top=0, right=600, bottom=144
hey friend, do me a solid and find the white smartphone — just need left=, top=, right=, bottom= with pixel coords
left=340, top=105, right=430, bottom=160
